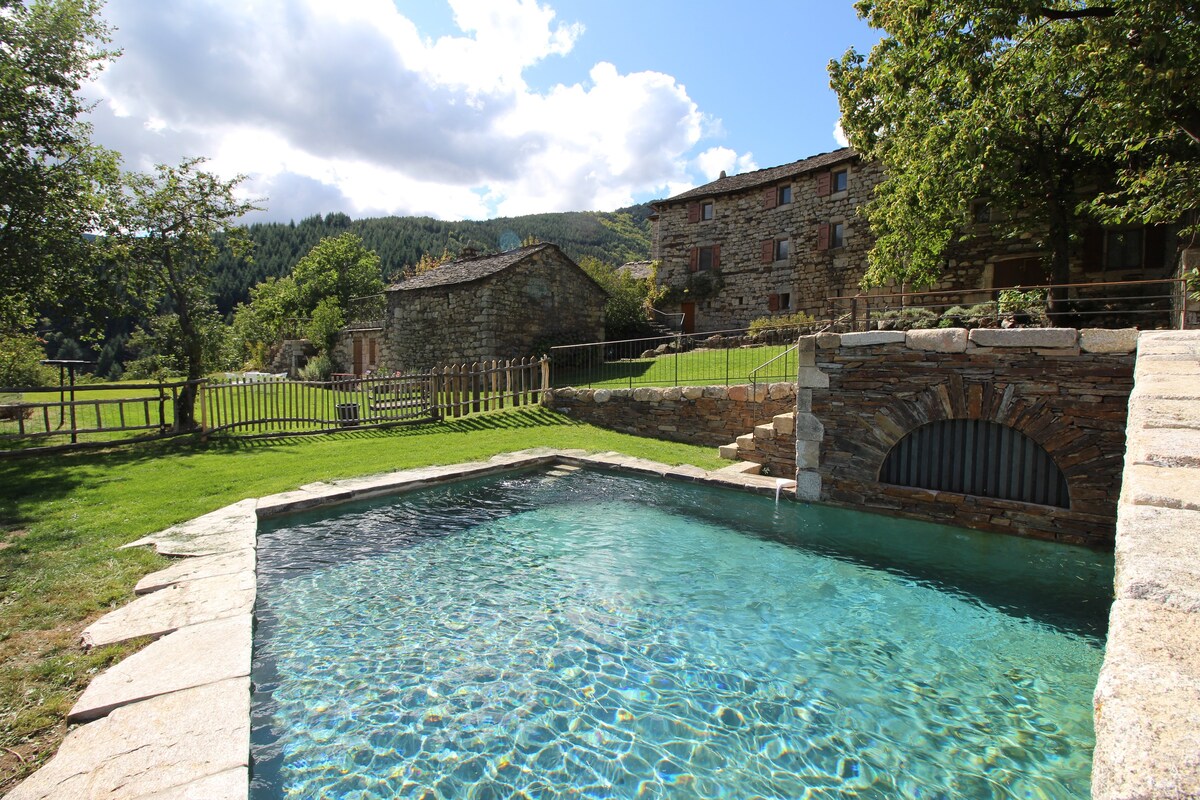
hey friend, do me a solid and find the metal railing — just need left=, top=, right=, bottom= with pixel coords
left=549, top=325, right=812, bottom=389
left=827, top=277, right=1190, bottom=332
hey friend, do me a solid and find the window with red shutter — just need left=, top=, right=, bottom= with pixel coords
left=761, top=240, right=774, bottom=263
left=762, top=187, right=778, bottom=210
left=712, top=244, right=721, bottom=271
left=689, top=247, right=699, bottom=272
left=817, top=224, right=831, bottom=251
left=687, top=202, right=700, bottom=223
left=816, top=171, right=831, bottom=197
left=768, top=294, right=780, bottom=312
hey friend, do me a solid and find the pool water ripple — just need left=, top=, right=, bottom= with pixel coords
left=251, top=469, right=1110, bottom=799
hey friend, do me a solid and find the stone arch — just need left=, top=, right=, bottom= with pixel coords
left=844, top=379, right=1087, bottom=509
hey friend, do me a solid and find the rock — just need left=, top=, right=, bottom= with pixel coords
left=70, top=615, right=252, bottom=722
left=81, top=570, right=255, bottom=649
left=772, top=413, right=795, bottom=435
left=794, top=469, right=821, bottom=501
left=121, top=499, right=257, bottom=558
left=717, top=444, right=739, bottom=460
left=1081, top=328, right=1139, bottom=354
left=640, top=349, right=655, bottom=359
left=4, top=678, right=250, bottom=800
left=702, top=386, right=727, bottom=399
left=814, top=333, right=842, bottom=349
left=839, top=331, right=906, bottom=347
left=968, top=328, right=1078, bottom=349
left=768, top=382, right=795, bottom=401
left=796, top=367, right=830, bottom=389
left=905, top=328, right=968, bottom=353
left=1115, top=504, right=1200, bottom=613
left=662, top=387, right=682, bottom=401
left=793, top=413, right=824, bottom=442
left=726, top=385, right=749, bottom=402
left=593, top=389, right=612, bottom=403
left=135, top=549, right=255, bottom=595
left=681, top=386, right=704, bottom=400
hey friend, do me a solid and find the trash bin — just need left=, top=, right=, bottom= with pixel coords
left=335, top=402, right=360, bottom=427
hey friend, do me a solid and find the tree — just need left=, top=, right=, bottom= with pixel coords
left=829, top=1, right=1199, bottom=302
left=0, top=0, right=121, bottom=335
left=109, top=158, right=259, bottom=429
left=577, top=256, right=653, bottom=340
left=291, top=232, right=384, bottom=319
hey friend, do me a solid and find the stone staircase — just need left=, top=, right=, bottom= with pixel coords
left=718, top=411, right=797, bottom=477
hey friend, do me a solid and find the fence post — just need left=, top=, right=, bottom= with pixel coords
left=540, top=356, right=550, bottom=405
left=198, top=380, right=208, bottom=440
left=471, top=362, right=481, bottom=414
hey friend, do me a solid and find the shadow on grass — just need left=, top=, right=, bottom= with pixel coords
left=0, top=407, right=582, bottom=526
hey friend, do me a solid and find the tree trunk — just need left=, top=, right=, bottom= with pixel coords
left=1045, top=180, right=1076, bottom=325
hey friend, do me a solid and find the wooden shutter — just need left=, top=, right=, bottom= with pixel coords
left=768, top=293, right=780, bottom=312
left=1082, top=226, right=1104, bottom=271
left=1144, top=224, right=1166, bottom=272
left=712, top=244, right=721, bottom=271
left=688, top=247, right=699, bottom=272
left=816, top=171, right=831, bottom=197
left=687, top=202, right=701, bottom=223
left=761, top=240, right=775, bottom=263
left=763, top=187, right=778, bottom=210
left=817, top=224, right=831, bottom=251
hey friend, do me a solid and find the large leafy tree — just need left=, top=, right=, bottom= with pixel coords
left=830, top=0, right=1199, bottom=298
left=0, top=0, right=120, bottom=335
left=109, top=158, right=259, bottom=428
left=291, top=232, right=385, bottom=318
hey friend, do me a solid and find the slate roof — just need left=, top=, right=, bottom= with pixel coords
left=386, top=242, right=607, bottom=295
left=660, top=147, right=859, bottom=206
left=387, top=243, right=550, bottom=291
left=617, top=260, right=654, bottom=281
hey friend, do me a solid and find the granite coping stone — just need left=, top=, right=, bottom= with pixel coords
left=120, top=499, right=257, bottom=557
left=80, top=570, right=255, bottom=650
left=4, top=677, right=250, bottom=800
left=134, top=549, right=254, bottom=595
left=1119, top=463, right=1200, bottom=512
left=968, top=327, right=1078, bottom=348
left=1115, top=504, right=1200, bottom=613
left=1093, top=601, right=1200, bottom=800
left=70, top=615, right=252, bottom=722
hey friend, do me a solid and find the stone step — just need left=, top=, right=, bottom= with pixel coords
left=736, top=433, right=756, bottom=450
left=753, top=423, right=775, bottom=440
left=772, top=412, right=795, bottom=435
left=718, top=443, right=739, bottom=460
left=712, top=460, right=762, bottom=476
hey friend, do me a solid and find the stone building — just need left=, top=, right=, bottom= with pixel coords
left=651, top=147, right=1185, bottom=332
left=380, top=243, right=607, bottom=371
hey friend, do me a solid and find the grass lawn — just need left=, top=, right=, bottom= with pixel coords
left=0, top=407, right=725, bottom=793
left=554, top=342, right=799, bottom=389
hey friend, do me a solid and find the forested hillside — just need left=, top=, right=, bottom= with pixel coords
left=210, top=204, right=654, bottom=315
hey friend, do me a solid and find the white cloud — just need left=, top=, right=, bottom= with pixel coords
left=695, top=147, right=758, bottom=181
left=85, top=0, right=752, bottom=222
left=833, top=119, right=850, bottom=148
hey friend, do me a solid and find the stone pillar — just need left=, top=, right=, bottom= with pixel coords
left=794, top=335, right=827, bottom=501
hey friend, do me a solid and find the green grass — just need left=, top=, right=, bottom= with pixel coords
left=0, top=407, right=724, bottom=792
left=554, top=343, right=798, bottom=389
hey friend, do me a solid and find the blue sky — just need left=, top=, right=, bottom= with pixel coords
left=86, top=1, right=881, bottom=223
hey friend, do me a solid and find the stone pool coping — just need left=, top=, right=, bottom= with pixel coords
left=4, top=449, right=789, bottom=799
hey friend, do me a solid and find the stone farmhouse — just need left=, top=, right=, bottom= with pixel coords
left=650, top=147, right=1185, bottom=332
left=379, top=243, right=607, bottom=371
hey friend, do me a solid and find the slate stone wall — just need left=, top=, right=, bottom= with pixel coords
left=548, top=384, right=796, bottom=450
left=799, top=328, right=1137, bottom=547
left=382, top=249, right=606, bottom=371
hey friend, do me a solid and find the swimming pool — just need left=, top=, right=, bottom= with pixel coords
left=250, top=467, right=1112, bottom=799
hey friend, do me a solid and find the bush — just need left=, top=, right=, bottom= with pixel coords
left=298, top=353, right=333, bottom=382
left=0, top=334, right=55, bottom=386
left=998, top=289, right=1049, bottom=326
left=748, top=311, right=816, bottom=335
left=873, top=307, right=938, bottom=330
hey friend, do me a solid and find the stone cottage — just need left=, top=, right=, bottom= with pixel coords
left=380, top=243, right=607, bottom=371
left=651, top=147, right=1185, bottom=332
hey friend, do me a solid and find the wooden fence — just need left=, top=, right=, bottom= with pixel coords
left=0, top=357, right=549, bottom=453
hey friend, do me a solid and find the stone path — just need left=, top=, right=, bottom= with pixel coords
left=3, top=449, right=795, bottom=800
left=1091, top=330, right=1200, bottom=800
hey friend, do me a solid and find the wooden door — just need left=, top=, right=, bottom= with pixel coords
left=353, top=337, right=364, bottom=376
left=680, top=302, right=696, bottom=334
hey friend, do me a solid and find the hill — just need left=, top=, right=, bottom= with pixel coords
left=210, top=204, right=655, bottom=315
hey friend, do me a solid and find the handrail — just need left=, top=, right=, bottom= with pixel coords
left=826, top=276, right=1187, bottom=304
left=749, top=342, right=800, bottom=393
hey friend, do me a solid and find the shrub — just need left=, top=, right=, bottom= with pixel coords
left=298, top=353, right=333, bottom=382
left=748, top=311, right=816, bottom=335
left=998, top=289, right=1049, bottom=326
left=0, top=334, right=55, bottom=386
left=873, top=307, right=938, bottom=330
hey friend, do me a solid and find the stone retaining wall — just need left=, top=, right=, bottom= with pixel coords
left=548, top=384, right=796, bottom=451
left=800, top=328, right=1137, bottom=546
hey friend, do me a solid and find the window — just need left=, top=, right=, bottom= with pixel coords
left=832, top=169, right=848, bottom=193
left=701, top=201, right=714, bottom=221
left=777, top=186, right=792, bottom=205
left=698, top=245, right=715, bottom=271
left=971, top=200, right=992, bottom=224
left=775, top=238, right=790, bottom=261
left=779, top=292, right=791, bottom=310
left=1105, top=229, right=1144, bottom=271
left=831, top=222, right=845, bottom=248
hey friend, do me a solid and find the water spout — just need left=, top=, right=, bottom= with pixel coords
left=775, top=478, right=797, bottom=503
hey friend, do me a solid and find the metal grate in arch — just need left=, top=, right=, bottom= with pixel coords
left=879, top=419, right=1070, bottom=508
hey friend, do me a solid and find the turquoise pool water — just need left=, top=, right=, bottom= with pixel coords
left=250, top=468, right=1113, bottom=799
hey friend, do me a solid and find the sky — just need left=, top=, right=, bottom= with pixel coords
left=84, top=1, right=882, bottom=224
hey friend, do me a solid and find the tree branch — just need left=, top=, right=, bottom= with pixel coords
left=1037, top=7, right=1115, bottom=20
